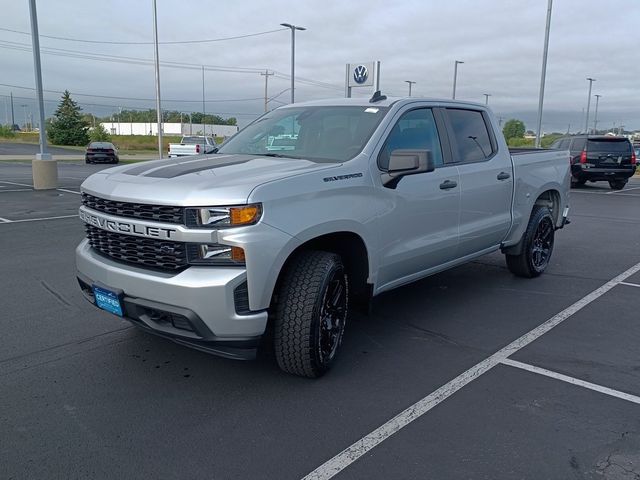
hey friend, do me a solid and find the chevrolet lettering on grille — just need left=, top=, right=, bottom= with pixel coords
left=79, top=208, right=177, bottom=239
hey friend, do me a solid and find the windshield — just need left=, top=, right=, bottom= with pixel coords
left=217, top=106, right=389, bottom=162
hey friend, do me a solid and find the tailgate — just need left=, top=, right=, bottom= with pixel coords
left=587, top=138, right=634, bottom=168
left=169, top=144, right=198, bottom=156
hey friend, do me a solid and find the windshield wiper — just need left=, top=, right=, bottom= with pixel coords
left=261, top=153, right=300, bottom=159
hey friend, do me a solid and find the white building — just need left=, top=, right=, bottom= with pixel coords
left=100, top=122, right=239, bottom=137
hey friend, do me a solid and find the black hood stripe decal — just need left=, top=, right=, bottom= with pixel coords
left=123, top=154, right=255, bottom=178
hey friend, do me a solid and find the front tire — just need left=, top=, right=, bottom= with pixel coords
left=505, top=206, right=555, bottom=278
left=274, top=251, right=349, bottom=378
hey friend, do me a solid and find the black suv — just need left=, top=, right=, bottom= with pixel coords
left=551, top=135, right=636, bottom=190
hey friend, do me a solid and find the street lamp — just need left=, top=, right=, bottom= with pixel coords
left=593, top=94, right=601, bottom=134
left=452, top=60, right=464, bottom=99
left=280, top=23, right=306, bottom=104
left=483, top=93, right=491, bottom=105
left=152, top=0, right=163, bottom=158
left=584, top=77, right=596, bottom=134
left=405, top=80, right=416, bottom=97
left=534, top=0, right=553, bottom=148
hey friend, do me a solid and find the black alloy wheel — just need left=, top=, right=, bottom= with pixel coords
left=505, top=206, right=555, bottom=278
left=318, top=268, right=347, bottom=365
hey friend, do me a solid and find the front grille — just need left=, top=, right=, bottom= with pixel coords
left=82, top=193, right=184, bottom=224
left=85, top=224, right=189, bottom=271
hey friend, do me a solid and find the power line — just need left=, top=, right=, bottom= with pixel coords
left=0, top=26, right=287, bottom=45
left=0, top=40, right=343, bottom=91
left=0, top=82, right=263, bottom=103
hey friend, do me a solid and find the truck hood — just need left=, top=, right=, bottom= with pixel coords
left=81, top=154, right=340, bottom=205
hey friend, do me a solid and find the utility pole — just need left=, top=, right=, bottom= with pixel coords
left=404, top=80, right=416, bottom=97
left=584, top=77, right=596, bottom=134
left=261, top=70, right=274, bottom=112
left=10, top=92, right=15, bottom=128
left=21, top=104, right=28, bottom=131
left=593, top=94, right=601, bottom=134
left=535, top=0, right=553, bottom=148
left=202, top=65, right=206, bottom=135
left=483, top=93, right=491, bottom=105
left=152, top=0, right=163, bottom=158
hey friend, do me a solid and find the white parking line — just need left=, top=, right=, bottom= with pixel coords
left=606, top=186, right=640, bottom=194
left=620, top=281, right=640, bottom=289
left=57, top=188, right=81, bottom=195
left=0, top=180, right=32, bottom=187
left=501, top=358, right=640, bottom=405
left=0, top=214, right=79, bottom=224
left=0, top=216, right=12, bottom=223
left=0, top=188, right=32, bottom=193
left=302, top=260, right=640, bottom=480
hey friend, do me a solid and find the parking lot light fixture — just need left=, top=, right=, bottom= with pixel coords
left=593, top=94, right=601, bottom=134
left=584, top=77, right=596, bottom=134
left=483, top=93, right=491, bottom=105
left=405, top=80, right=416, bottom=97
left=280, top=23, right=306, bottom=104
left=452, top=60, right=464, bottom=99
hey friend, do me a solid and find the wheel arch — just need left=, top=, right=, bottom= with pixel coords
left=503, top=188, right=561, bottom=256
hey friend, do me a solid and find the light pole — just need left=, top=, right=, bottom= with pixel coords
left=29, top=0, right=56, bottom=190
left=593, top=94, right=601, bottom=134
left=152, top=0, right=163, bottom=158
left=534, top=0, right=553, bottom=148
left=280, top=23, right=306, bottom=104
left=405, top=80, right=416, bottom=97
left=584, top=77, right=596, bottom=134
left=452, top=60, right=464, bottom=99
left=483, top=93, right=491, bottom=105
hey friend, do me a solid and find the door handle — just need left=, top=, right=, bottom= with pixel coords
left=439, top=180, right=458, bottom=190
left=497, top=172, right=511, bottom=181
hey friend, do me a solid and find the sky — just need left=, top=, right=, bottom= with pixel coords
left=1, top=0, right=639, bottom=133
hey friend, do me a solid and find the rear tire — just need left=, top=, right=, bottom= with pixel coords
left=274, top=251, right=349, bottom=378
left=571, top=177, right=586, bottom=187
left=505, top=206, right=555, bottom=278
left=608, top=180, right=626, bottom=190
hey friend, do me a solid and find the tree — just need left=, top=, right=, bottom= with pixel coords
left=502, top=119, right=526, bottom=141
left=89, top=123, right=112, bottom=142
left=47, top=91, right=89, bottom=146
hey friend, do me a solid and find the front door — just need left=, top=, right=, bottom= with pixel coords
left=375, top=107, right=461, bottom=290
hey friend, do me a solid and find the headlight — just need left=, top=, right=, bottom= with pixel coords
left=186, top=204, right=262, bottom=228
left=188, top=244, right=246, bottom=266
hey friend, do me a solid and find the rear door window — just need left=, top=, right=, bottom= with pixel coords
left=446, top=109, right=495, bottom=163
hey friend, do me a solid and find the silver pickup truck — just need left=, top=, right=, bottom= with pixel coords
left=168, top=135, right=217, bottom=157
left=76, top=96, right=570, bottom=378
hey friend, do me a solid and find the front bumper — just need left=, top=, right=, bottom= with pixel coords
left=76, top=239, right=268, bottom=359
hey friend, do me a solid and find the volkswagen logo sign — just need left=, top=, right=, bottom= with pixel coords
left=353, top=65, right=369, bottom=84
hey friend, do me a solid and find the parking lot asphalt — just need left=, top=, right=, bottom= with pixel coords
left=1, top=160, right=639, bottom=480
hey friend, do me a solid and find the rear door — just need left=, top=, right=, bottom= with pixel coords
left=375, top=107, right=460, bottom=288
left=444, top=108, right=513, bottom=257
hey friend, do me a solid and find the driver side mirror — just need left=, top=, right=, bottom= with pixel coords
left=381, top=149, right=434, bottom=189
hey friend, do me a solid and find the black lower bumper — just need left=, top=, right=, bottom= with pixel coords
left=572, top=165, right=635, bottom=182
left=77, top=274, right=261, bottom=360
